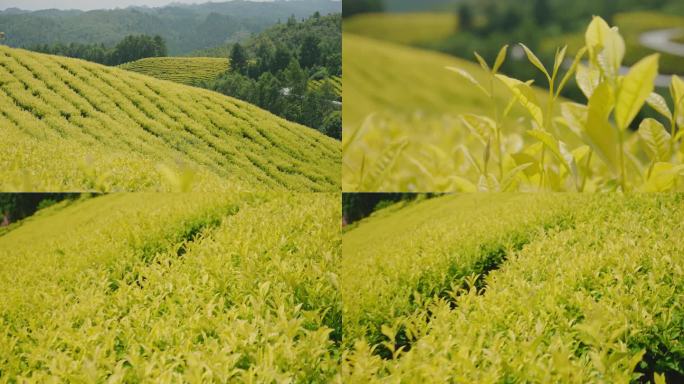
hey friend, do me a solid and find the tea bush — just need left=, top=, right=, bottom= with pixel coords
left=343, top=16, right=684, bottom=192
left=0, top=193, right=341, bottom=382
left=340, top=194, right=684, bottom=383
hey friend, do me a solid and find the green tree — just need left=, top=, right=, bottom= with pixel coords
left=322, top=111, right=341, bottom=140
left=299, top=35, right=321, bottom=69
left=283, top=59, right=307, bottom=95
left=230, top=42, right=248, bottom=74
left=343, top=0, right=383, bottom=18
left=109, top=35, right=168, bottom=65
left=153, top=35, right=167, bottom=56
left=533, top=0, right=551, bottom=26
left=272, top=45, right=292, bottom=73
left=458, top=4, right=473, bottom=31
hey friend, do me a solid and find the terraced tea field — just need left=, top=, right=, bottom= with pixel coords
left=344, top=12, right=457, bottom=46
left=310, top=76, right=342, bottom=97
left=341, top=194, right=684, bottom=383
left=0, top=46, right=340, bottom=192
left=120, top=57, right=230, bottom=85
left=0, top=193, right=341, bottom=382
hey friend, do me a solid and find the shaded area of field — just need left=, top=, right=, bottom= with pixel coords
left=0, top=46, right=340, bottom=192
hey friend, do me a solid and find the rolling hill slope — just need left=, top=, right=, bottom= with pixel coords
left=0, top=46, right=340, bottom=192
left=0, top=193, right=341, bottom=381
left=120, top=57, right=229, bottom=85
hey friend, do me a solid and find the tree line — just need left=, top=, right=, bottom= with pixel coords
left=342, top=193, right=442, bottom=225
left=30, top=35, right=167, bottom=66
left=203, top=13, right=342, bottom=139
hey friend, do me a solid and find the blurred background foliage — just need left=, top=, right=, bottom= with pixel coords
left=343, top=0, right=684, bottom=103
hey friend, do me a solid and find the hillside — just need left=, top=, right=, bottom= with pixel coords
left=0, top=46, right=340, bottom=192
left=0, top=0, right=342, bottom=55
left=342, top=33, right=504, bottom=128
left=120, top=57, right=229, bottom=85
left=0, top=193, right=341, bottom=381
left=341, top=193, right=684, bottom=382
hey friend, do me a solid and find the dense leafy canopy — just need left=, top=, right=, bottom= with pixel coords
left=31, top=34, right=168, bottom=66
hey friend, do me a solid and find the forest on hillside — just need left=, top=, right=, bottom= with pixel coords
left=0, top=0, right=341, bottom=55
left=204, top=13, right=342, bottom=139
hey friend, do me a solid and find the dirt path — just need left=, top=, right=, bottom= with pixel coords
left=639, top=28, right=684, bottom=57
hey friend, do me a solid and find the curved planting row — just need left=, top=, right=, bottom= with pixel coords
left=120, top=57, right=229, bottom=85
left=0, top=46, right=340, bottom=192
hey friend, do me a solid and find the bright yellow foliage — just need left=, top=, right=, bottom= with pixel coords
left=120, top=57, right=229, bottom=85
left=0, top=193, right=341, bottom=382
left=0, top=46, right=340, bottom=192
left=341, top=194, right=684, bottom=382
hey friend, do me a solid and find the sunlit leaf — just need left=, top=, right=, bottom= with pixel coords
left=646, top=92, right=672, bottom=120
left=615, top=54, right=659, bottom=130
left=496, top=74, right=544, bottom=127
left=576, top=63, right=600, bottom=99
left=446, top=66, right=491, bottom=97
left=473, top=51, right=490, bottom=73
left=520, top=43, right=550, bottom=80
left=639, top=118, right=671, bottom=162
left=584, top=82, right=619, bottom=172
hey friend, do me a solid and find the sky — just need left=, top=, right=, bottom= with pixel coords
left=0, top=0, right=271, bottom=11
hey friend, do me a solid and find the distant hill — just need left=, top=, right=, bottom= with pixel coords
left=120, top=57, right=230, bottom=85
left=0, top=46, right=340, bottom=192
left=0, top=0, right=342, bottom=55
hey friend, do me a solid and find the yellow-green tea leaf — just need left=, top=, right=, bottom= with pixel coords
left=496, top=74, right=544, bottom=127
left=615, top=54, right=659, bottom=130
left=474, top=51, right=490, bottom=73
left=639, top=118, right=671, bottom=162
left=646, top=92, right=673, bottom=120
left=446, top=66, right=491, bottom=97
left=493, top=45, right=509, bottom=74
left=520, top=43, right=550, bottom=80
left=585, top=82, right=619, bottom=172
left=576, top=63, right=600, bottom=99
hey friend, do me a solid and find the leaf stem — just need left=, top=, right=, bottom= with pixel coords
left=580, top=151, right=593, bottom=192
left=490, top=73, right=504, bottom=180
left=618, top=128, right=627, bottom=191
